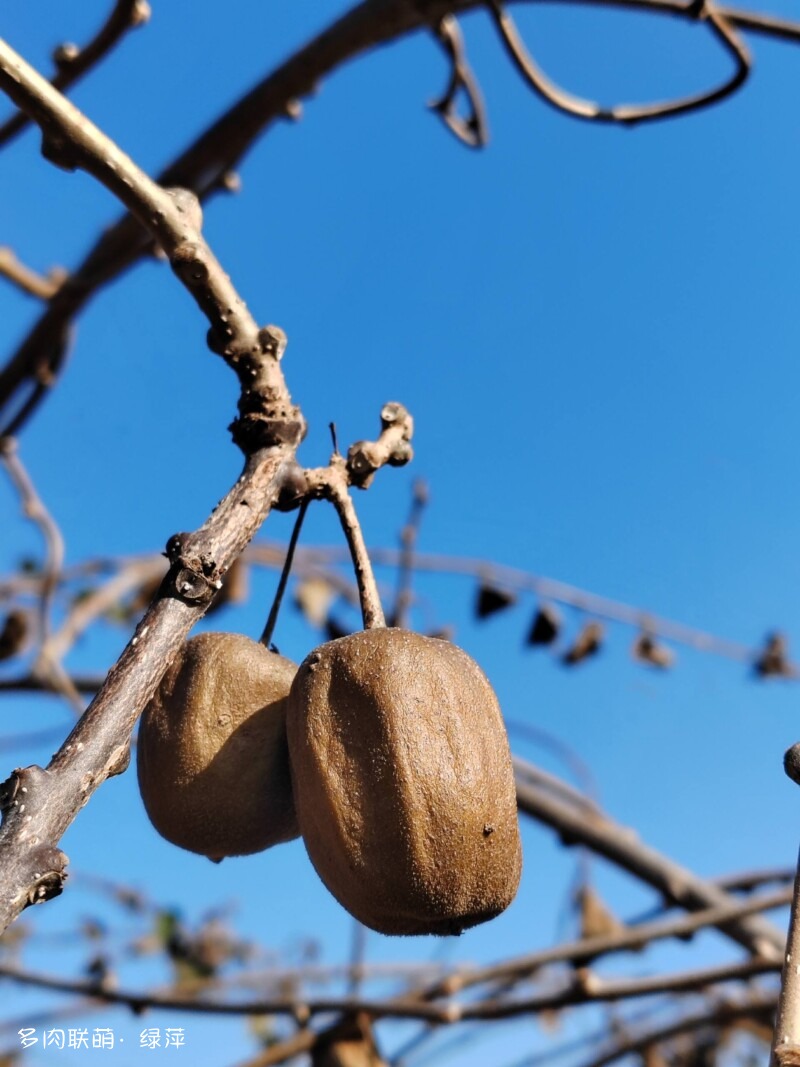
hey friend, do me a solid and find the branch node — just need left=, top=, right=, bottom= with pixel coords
left=170, top=242, right=210, bottom=286
left=229, top=407, right=306, bottom=454
left=24, top=848, right=68, bottom=908
left=52, top=43, right=80, bottom=70
left=161, top=532, right=220, bottom=607
left=219, top=170, right=241, bottom=194
left=273, top=461, right=310, bottom=512
left=41, top=131, right=79, bottom=172
left=347, top=402, right=414, bottom=488
left=163, top=186, right=203, bottom=233
left=257, top=324, right=288, bottom=360
left=131, top=0, right=152, bottom=27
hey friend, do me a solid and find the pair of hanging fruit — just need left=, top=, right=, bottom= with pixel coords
left=138, top=624, right=521, bottom=935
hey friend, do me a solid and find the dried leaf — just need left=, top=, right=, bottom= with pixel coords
left=0, top=610, right=28, bottom=661
left=526, top=604, right=561, bottom=647
left=295, top=577, right=336, bottom=628
left=475, top=582, right=516, bottom=619
left=562, top=621, right=603, bottom=666
left=575, top=885, right=623, bottom=939
left=313, top=1015, right=387, bottom=1067
left=754, top=631, right=792, bottom=678
left=632, top=632, right=674, bottom=670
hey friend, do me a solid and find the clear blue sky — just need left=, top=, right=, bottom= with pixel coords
left=1, top=2, right=799, bottom=1064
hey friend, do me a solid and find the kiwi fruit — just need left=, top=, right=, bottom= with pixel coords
left=137, top=631, right=299, bottom=861
left=287, top=627, right=522, bottom=935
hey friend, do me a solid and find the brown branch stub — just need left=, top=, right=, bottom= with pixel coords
left=0, top=766, right=68, bottom=911
left=229, top=325, right=306, bottom=454
left=297, top=402, right=415, bottom=628
left=0, top=247, right=66, bottom=301
left=346, top=402, right=414, bottom=488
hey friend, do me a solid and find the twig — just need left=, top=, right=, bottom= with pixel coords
left=0, top=726, right=72, bottom=753
left=717, top=868, right=795, bottom=893
left=390, top=479, right=428, bottom=628
left=231, top=1029, right=316, bottom=1067
left=44, top=557, right=167, bottom=665
left=486, top=0, right=750, bottom=125
left=576, top=992, right=777, bottom=1067
left=302, top=402, right=415, bottom=629
left=261, top=541, right=789, bottom=670
left=508, top=722, right=601, bottom=806
left=0, top=247, right=65, bottom=300
left=513, top=758, right=785, bottom=957
left=0, top=998, right=100, bottom=1032
left=0, top=36, right=303, bottom=451
left=0, top=438, right=63, bottom=645
left=0, top=955, right=780, bottom=1022
left=326, top=478, right=386, bottom=629
left=0, top=35, right=304, bottom=935
left=0, top=0, right=150, bottom=149
left=0, top=447, right=293, bottom=934
left=421, top=884, right=792, bottom=1000
left=1, top=0, right=798, bottom=433
left=5, top=536, right=791, bottom=675
left=428, top=14, right=488, bottom=148
left=0, top=673, right=103, bottom=696
left=348, top=921, right=369, bottom=997
left=260, top=500, right=309, bottom=647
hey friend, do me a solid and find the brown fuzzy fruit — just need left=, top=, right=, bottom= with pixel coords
left=287, top=628, right=522, bottom=935
left=137, top=632, right=299, bottom=861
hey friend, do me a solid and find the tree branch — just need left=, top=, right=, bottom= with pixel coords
left=0, top=246, right=65, bottom=300
left=0, top=955, right=780, bottom=1022
left=422, top=885, right=792, bottom=1000
left=0, top=0, right=150, bottom=149
left=0, top=34, right=305, bottom=935
left=513, top=758, right=786, bottom=958
left=1, top=0, right=798, bottom=434
left=576, top=992, right=777, bottom=1067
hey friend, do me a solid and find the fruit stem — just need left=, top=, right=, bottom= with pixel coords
left=328, top=481, right=385, bottom=629
left=260, top=499, right=309, bottom=647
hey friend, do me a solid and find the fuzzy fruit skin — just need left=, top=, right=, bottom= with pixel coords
left=137, top=632, right=299, bottom=860
left=287, top=628, right=522, bottom=935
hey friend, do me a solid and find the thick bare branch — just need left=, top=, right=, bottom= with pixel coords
left=0, top=34, right=305, bottom=935
left=0, top=447, right=294, bottom=934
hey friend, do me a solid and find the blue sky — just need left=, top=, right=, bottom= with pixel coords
left=1, top=2, right=799, bottom=1064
